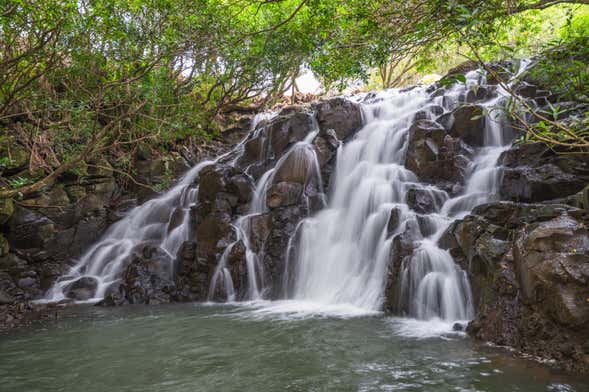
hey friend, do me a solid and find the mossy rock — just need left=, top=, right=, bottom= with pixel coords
left=0, top=138, right=29, bottom=175
left=0, top=234, right=8, bottom=256
left=0, top=198, right=14, bottom=224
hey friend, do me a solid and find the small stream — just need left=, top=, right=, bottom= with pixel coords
left=0, top=304, right=586, bottom=392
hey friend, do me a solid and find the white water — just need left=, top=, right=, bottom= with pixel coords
left=287, top=62, right=531, bottom=322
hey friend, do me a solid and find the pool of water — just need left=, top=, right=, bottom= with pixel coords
left=0, top=302, right=586, bottom=392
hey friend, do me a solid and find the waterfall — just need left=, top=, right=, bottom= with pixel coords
left=44, top=113, right=273, bottom=303
left=45, top=160, right=211, bottom=302
left=208, top=125, right=324, bottom=301
left=45, top=60, right=531, bottom=325
left=287, top=62, right=531, bottom=321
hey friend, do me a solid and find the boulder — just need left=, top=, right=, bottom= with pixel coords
left=0, top=289, right=13, bottom=305
left=244, top=213, right=272, bottom=253
left=405, top=120, right=469, bottom=186
left=261, top=204, right=307, bottom=298
left=267, top=111, right=316, bottom=157
left=101, top=244, right=176, bottom=306
left=383, top=220, right=423, bottom=314
left=272, top=147, right=313, bottom=185
left=406, top=187, right=438, bottom=214
left=174, top=241, right=212, bottom=302
left=266, top=182, right=303, bottom=209
left=6, top=206, right=56, bottom=250
left=449, top=105, right=485, bottom=146
left=64, top=276, right=99, bottom=301
left=312, top=128, right=339, bottom=167
left=466, top=86, right=489, bottom=103
left=513, top=214, right=589, bottom=327
left=314, top=97, right=363, bottom=140
left=499, top=143, right=589, bottom=203
left=442, top=201, right=589, bottom=372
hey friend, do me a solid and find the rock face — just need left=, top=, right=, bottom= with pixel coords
left=101, top=244, right=176, bottom=306
left=448, top=105, right=486, bottom=146
left=499, top=143, right=589, bottom=203
left=313, top=97, right=363, bottom=140
left=0, top=117, right=252, bottom=327
left=64, top=277, right=99, bottom=301
left=440, top=201, right=589, bottom=373
left=405, top=120, right=470, bottom=189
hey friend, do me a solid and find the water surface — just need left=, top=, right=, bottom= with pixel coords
left=1, top=303, right=586, bottom=392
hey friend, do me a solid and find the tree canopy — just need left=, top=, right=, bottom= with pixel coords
left=1, top=0, right=588, bottom=196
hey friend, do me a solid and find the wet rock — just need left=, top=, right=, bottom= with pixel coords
left=485, top=61, right=514, bottom=85
left=272, top=148, right=313, bottom=185
left=0, top=290, right=13, bottom=305
left=102, top=245, right=176, bottom=306
left=226, top=240, right=247, bottom=298
left=241, top=135, right=265, bottom=164
left=64, top=276, right=99, bottom=301
left=406, top=187, right=436, bottom=214
left=229, top=174, right=253, bottom=204
left=466, top=86, right=488, bottom=103
left=499, top=143, right=589, bottom=203
left=384, top=220, right=422, bottom=313
left=314, top=97, right=362, bottom=140
left=444, top=201, right=589, bottom=373
left=174, top=241, right=211, bottom=302
left=312, top=128, right=339, bottom=167
left=6, top=206, right=56, bottom=250
left=386, top=207, right=402, bottom=237
left=266, top=182, right=303, bottom=208
left=267, top=111, right=316, bottom=157
left=17, top=277, right=36, bottom=289
left=0, top=234, right=8, bottom=257
left=405, top=120, right=469, bottom=185
left=514, top=82, right=537, bottom=99
left=449, top=105, right=485, bottom=146
left=262, top=205, right=307, bottom=298
left=245, top=213, right=272, bottom=253
left=453, top=322, right=465, bottom=331
left=513, top=214, right=589, bottom=327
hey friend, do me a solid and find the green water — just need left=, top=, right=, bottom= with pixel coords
left=0, top=303, right=586, bottom=392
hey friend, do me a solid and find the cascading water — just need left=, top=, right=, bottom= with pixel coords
left=46, top=59, right=530, bottom=329
left=45, top=161, right=210, bottom=302
left=287, top=61, right=531, bottom=322
left=45, top=113, right=274, bottom=303
left=208, top=124, right=324, bottom=301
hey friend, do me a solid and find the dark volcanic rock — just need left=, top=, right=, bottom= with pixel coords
left=384, top=220, right=423, bottom=314
left=268, top=111, right=316, bottom=157
left=405, top=120, right=470, bottom=187
left=449, top=105, right=486, bottom=146
left=440, top=201, right=589, bottom=373
left=406, top=187, right=439, bottom=214
left=314, top=97, right=363, bottom=140
left=101, top=244, right=176, bottom=306
left=267, top=182, right=303, bottom=208
left=64, top=276, right=99, bottom=301
left=499, top=143, right=589, bottom=203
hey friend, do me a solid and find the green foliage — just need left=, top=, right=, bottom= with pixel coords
left=7, top=176, right=31, bottom=189
left=1, top=0, right=588, bottom=196
left=527, top=35, right=589, bottom=102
